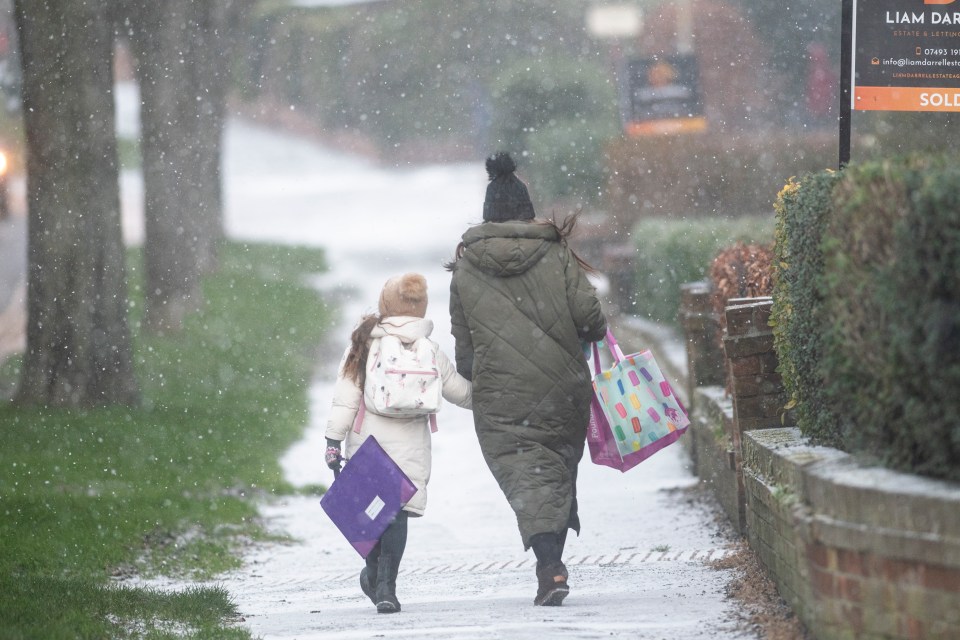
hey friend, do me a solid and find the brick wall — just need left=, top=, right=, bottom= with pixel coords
left=678, top=282, right=726, bottom=475
left=691, top=385, right=744, bottom=533
left=681, top=287, right=960, bottom=640
left=723, top=297, right=794, bottom=432
left=679, top=287, right=960, bottom=639
left=743, top=429, right=960, bottom=640
left=678, top=281, right=725, bottom=402
left=684, top=297, right=795, bottom=535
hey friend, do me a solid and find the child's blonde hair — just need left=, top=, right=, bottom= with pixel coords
left=342, top=273, right=429, bottom=387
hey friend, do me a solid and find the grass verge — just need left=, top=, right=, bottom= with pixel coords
left=0, top=242, right=331, bottom=638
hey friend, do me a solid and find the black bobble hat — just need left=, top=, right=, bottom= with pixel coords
left=483, top=151, right=535, bottom=222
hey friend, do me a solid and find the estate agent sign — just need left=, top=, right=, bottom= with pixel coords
left=626, top=54, right=706, bottom=135
left=854, top=0, right=960, bottom=111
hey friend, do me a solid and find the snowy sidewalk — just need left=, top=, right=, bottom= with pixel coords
left=225, top=341, right=745, bottom=639
left=224, top=447, right=746, bottom=639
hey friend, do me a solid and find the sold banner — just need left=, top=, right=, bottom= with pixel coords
left=854, top=0, right=960, bottom=111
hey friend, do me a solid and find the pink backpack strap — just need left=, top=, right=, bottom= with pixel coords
left=354, top=402, right=438, bottom=433
left=353, top=401, right=365, bottom=434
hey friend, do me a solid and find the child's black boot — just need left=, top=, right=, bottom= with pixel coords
left=375, top=554, right=401, bottom=613
left=360, top=549, right=379, bottom=605
left=374, top=511, right=407, bottom=613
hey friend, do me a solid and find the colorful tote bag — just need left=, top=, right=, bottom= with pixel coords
left=320, top=435, right=418, bottom=557
left=587, top=329, right=690, bottom=472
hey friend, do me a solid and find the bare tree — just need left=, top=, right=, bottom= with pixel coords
left=14, top=0, right=139, bottom=407
left=122, top=1, right=239, bottom=332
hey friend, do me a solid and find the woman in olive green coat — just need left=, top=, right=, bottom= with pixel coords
left=448, top=152, right=606, bottom=607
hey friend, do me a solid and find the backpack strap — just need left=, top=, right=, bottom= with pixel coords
left=355, top=401, right=438, bottom=433
left=353, top=401, right=365, bottom=434
left=355, top=339, right=376, bottom=434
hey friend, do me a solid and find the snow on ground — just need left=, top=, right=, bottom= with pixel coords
left=117, top=82, right=754, bottom=638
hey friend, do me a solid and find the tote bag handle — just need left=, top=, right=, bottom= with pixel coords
left=590, top=328, right=626, bottom=375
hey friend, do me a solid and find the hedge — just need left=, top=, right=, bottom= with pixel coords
left=631, top=215, right=775, bottom=325
left=771, top=171, right=843, bottom=448
left=822, top=155, right=960, bottom=481
left=772, top=155, right=960, bottom=481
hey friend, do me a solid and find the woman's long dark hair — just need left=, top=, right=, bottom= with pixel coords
left=444, top=209, right=596, bottom=273
left=341, top=313, right=381, bottom=387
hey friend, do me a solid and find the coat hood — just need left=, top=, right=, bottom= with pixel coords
left=460, top=221, right=559, bottom=277
left=371, top=316, right=434, bottom=343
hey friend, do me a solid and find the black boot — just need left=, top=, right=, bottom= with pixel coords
left=374, top=511, right=407, bottom=614
left=375, top=554, right=401, bottom=613
left=360, top=547, right=379, bottom=605
left=530, top=532, right=569, bottom=606
left=534, top=561, right=569, bottom=606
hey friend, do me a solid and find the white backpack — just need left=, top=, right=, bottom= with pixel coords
left=361, top=334, right=442, bottom=427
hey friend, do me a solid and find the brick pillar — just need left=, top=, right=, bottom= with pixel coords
left=721, top=297, right=791, bottom=537
left=678, top=281, right=725, bottom=405
left=723, top=297, right=794, bottom=436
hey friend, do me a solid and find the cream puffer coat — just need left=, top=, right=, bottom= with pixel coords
left=325, top=316, right=472, bottom=516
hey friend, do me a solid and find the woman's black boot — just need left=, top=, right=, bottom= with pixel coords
left=530, top=532, right=569, bottom=606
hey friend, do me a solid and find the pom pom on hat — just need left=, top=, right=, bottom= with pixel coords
left=483, top=151, right=535, bottom=222
left=379, top=273, right=428, bottom=318
left=486, top=151, right=517, bottom=181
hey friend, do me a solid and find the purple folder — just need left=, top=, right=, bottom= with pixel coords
left=320, top=435, right=418, bottom=558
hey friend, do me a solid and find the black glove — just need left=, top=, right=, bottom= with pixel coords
left=325, top=438, right=343, bottom=472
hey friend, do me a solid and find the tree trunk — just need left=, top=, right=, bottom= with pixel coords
left=127, top=0, right=204, bottom=332
left=13, top=0, right=140, bottom=407
left=195, top=1, right=248, bottom=272
left=193, top=1, right=240, bottom=273
left=126, top=1, right=237, bottom=331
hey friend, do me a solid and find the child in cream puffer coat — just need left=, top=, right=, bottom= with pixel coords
left=324, top=273, right=471, bottom=614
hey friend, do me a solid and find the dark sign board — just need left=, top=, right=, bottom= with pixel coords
left=854, top=0, right=960, bottom=111
left=626, top=54, right=706, bottom=135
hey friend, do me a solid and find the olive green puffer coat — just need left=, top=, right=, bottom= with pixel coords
left=449, top=221, right=606, bottom=549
